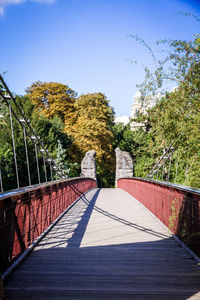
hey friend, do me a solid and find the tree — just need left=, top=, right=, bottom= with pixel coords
left=130, top=17, right=200, bottom=98
left=55, top=140, right=80, bottom=179
left=65, top=93, right=115, bottom=187
left=129, top=17, right=200, bottom=187
left=147, top=63, right=200, bottom=187
left=26, top=81, right=76, bottom=122
left=0, top=95, right=36, bottom=190
left=0, top=94, right=79, bottom=191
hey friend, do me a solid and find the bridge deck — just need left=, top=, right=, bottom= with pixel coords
left=4, top=188, right=200, bottom=299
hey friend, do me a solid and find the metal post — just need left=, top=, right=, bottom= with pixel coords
left=23, top=125, right=31, bottom=186
left=50, top=163, right=53, bottom=181
left=184, top=163, right=188, bottom=183
left=9, top=104, right=19, bottom=189
left=43, top=155, right=47, bottom=182
left=161, top=162, right=164, bottom=181
left=35, top=144, right=40, bottom=184
left=47, top=159, right=53, bottom=181
left=167, top=152, right=172, bottom=182
left=175, top=154, right=179, bottom=184
left=53, top=166, right=57, bottom=181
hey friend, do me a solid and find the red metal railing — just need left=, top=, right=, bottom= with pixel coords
left=118, top=178, right=200, bottom=257
left=0, top=177, right=96, bottom=273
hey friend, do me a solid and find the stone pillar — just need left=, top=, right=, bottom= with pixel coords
left=115, top=147, right=133, bottom=185
left=81, top=150, right=96, bottom=180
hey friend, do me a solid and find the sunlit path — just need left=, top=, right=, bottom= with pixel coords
left=4, top=188, right=200, bottom=299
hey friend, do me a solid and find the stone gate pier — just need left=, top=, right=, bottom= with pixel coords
left=81, top=150, right=96, bottom=180
left=115, top=147, right=133, bottom=185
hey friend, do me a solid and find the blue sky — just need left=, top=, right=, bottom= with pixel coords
left=0, top=0, right=200, bottom=116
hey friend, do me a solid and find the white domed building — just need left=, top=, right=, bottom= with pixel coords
left=130, top=91, right=146, bottom=130
left=130, top=91, right=143, bottom=119
left=114, top=90, right=158, bottom=130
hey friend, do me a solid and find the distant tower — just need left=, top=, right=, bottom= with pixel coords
left=130, top=91, right=143, bottom=119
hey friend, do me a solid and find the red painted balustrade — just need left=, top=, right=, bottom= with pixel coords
left=0, top=177, right=96, bottom=273
left=118, top=178, right=200, bottom=256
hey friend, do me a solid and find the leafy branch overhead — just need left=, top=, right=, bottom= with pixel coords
left=130, top=17, right=200, bottom=97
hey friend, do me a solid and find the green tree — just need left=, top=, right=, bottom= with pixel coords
left=131, top=30, right=200, bottom=98
left=147, top=63, right=200, bottom=187
left=0, top=95, right=79, bottom=191
left=55, top=140, right=80, bottom=179
left=129, top=18, right=200, bottom=187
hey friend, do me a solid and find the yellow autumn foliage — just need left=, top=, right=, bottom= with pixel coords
left=26, top=81, right=75, bottom=121
left=65, top=93, right=115, bottom=171
left=26, top=83, right=115, bottom=185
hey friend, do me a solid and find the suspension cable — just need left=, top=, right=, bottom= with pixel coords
left=146, top=143, right=175, bottom=178
left=9, top=103, right=20, bottom=189
left=42, top=154, right=47, bottom=182
left=0, top=75, right=66, bottom=179
left=21, top=120, right=31, bottom=186
left=34, top=141, right=41, bottom=184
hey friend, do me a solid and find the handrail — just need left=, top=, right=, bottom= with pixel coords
left=118, top=177, right=200, bottom=196
left=0, top=177, right=96, bottom=274
left=117, top=176, right=200, bottom=258
left=0, top=177, right=96, bottom=200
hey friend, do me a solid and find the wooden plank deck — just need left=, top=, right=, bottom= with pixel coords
left=4, top=188, right=200, bottom=299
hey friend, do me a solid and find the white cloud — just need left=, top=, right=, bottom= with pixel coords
left=0, top=0, right=55, bottom=15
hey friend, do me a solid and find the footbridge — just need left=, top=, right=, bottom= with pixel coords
left=0, top=76, right=200, bottom=299
left=1, top=177, right=200, bottom=299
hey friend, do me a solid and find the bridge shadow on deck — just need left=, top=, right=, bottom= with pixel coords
left=67, top=188, right=101, bottom=248
left=4, top=188, right=200, bottom=300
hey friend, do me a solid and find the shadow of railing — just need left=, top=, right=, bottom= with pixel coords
left=67, top=189, right=100, bottom=248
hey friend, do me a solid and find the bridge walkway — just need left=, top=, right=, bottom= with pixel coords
left=4, top=188, right=200, bottom=299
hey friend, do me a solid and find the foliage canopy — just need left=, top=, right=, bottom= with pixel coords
left=26, top=81, right=76, bottom=121
left=65, top=93, right=115, bottom=187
